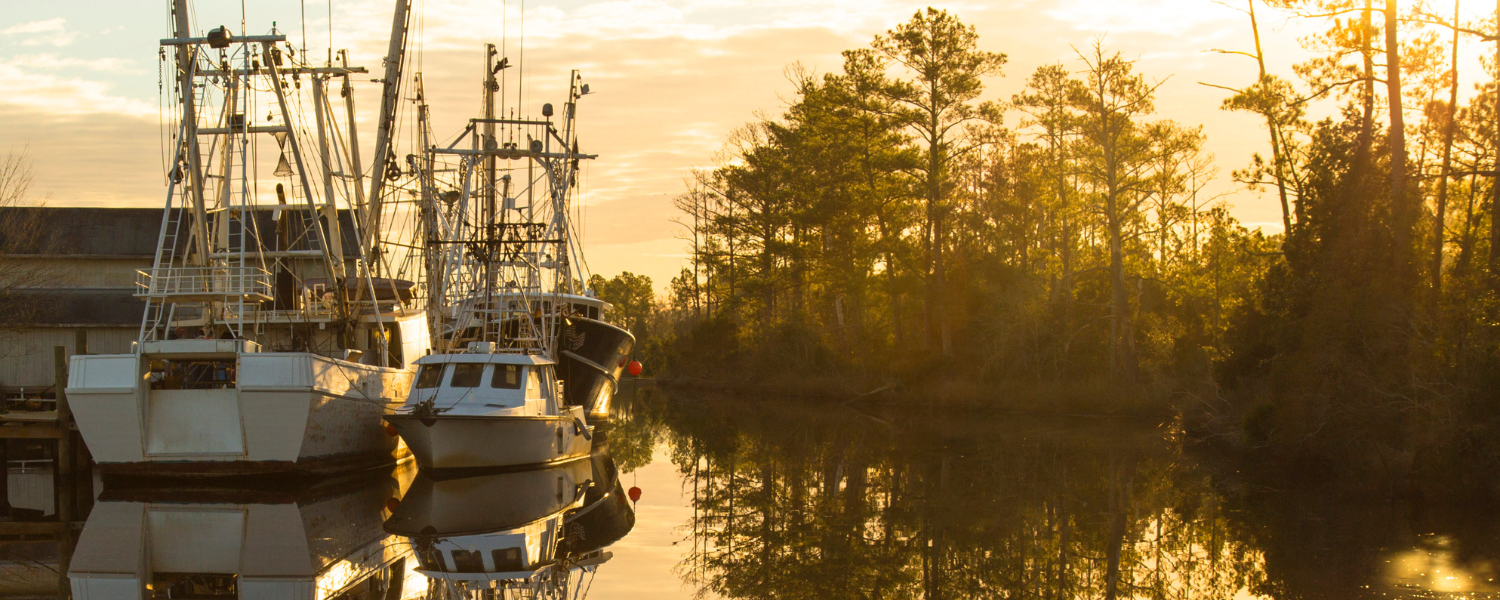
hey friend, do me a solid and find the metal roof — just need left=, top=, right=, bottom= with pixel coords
left=0, top=289, right=144, bottom=326
left=0, top=207, right=364, bottom=258
left=0, top=208, right=162, bottom=257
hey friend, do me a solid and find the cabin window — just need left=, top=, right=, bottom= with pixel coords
left=450, top=364, right=485, bottom=388
left=152, top=573, right=237, bottom=598
left=492, top=548, right=524, bottom=572
left=149, top=360, right=236, bottom=390
left=417, top=547, right=447, bottom=571
left=451, top=550, right=486, bottom=573
left=415, top=365, right=445, bottom=389
left=491, top=364, right=521, bottom=389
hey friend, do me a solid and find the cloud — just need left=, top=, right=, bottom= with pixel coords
left=3, top=18, right=66, bottom=36
left=7, top=54, right=136, bottom=72
left=0, top=105, right=165, bottom=207
left=0, top=61, right=155, bottom=117
left=3, top=17, right=79, bottom=47
left=1043, top=0, right=1238, bottom=36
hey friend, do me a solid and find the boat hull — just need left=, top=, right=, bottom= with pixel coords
left=66, top=348, right=412, bottom=480
left=386, top=413, right=591, bottom=472
left=556, top=317, right=635, bottom=421
left=70, top=464, right=416, bottom=599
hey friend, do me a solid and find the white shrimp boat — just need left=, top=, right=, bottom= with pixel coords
left=65, top=0, right=430, bottom=478
left=388, top=349, right=591, bottom=471
left=385, top=47, right=632, bottom=471
left=383, top=447, right=633, bottom=595
left=69, top=466, right=418, bottom=598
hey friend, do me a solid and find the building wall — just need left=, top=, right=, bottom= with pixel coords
left=0, top=327, right=136, bottom=393
left=7, top=256, right=152, bottom=289
left=9, top=467, right=54, bottom=516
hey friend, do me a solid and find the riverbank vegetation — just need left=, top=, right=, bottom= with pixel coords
left=591, top=3, right=1500, bottom=495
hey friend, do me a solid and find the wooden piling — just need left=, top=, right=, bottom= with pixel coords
left=57, top=525, right=73, bottom=600
left=52, top=346, right=72, bottom=525
left=53, top=345, right=75, bottom=600
left=71, top=329, right=92, bottom=520
left=0, top=437, right=8, bottom=520
left=73, top=432, right=92, bottom=521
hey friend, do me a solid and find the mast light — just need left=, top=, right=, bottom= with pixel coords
left=207, top=26, right=233, bottom=49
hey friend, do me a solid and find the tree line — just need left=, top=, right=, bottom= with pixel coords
left=644, top=7, right=1274, bottom=390
left=586, top=2, right=1500, bottom=482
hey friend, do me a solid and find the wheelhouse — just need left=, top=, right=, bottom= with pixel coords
left=408, top=353, right=558, bottom=414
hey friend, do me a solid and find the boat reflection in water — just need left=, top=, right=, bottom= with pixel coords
left=67, top=465, right=420, bottom=599
left=383, top=446, right=634, bottom=598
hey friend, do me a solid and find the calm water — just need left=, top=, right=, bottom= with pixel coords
left=3, top=385, right=1500, bottom=598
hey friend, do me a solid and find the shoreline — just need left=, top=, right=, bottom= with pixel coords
left=646, top=373, right=1180, bottom=418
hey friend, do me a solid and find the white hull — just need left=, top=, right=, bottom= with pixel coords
left=388, top=409, right=591, bottom=471
left=69, top=468, right=417, bottom=599
left=66, top=342, right=413, bottom=478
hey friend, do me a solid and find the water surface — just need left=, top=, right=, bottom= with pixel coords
left=4, top=386, right=1500, bottom=599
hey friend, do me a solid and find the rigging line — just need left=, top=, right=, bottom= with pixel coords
left=520, top=0, right=525, bottom=115
left=243, top=62, right=271, bottom=301
left=504, top=0, right=510, bottom=113
left=323, top=85, right=357, bottom=208
left=414, top=0, right=425, bottom=75
left=159, top=46, right=169, bottom=184
left=579, top=566, right=597, bottom=600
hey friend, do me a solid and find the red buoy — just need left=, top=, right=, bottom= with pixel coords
left=628, top=486, right=642, bottom=502
left=385, top=497, right=401, bottom=512
left=627, top=360, right=643, bottom=376
left=384, top=422, right=398, bottom=437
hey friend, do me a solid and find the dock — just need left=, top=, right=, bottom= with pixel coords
left=0, top=343, right=93, bottom=600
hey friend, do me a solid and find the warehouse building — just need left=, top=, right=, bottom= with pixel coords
left=0, top=207, right=157, bottom=397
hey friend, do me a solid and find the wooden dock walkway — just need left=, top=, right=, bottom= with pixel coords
left=0, top=411, right=71, bottom=439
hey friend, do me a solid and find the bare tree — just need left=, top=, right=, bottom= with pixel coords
left=0, top=149, right=48, bottom=331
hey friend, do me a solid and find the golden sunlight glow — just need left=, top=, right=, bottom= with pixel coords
left=1383, top=535, right=1500, bottom=593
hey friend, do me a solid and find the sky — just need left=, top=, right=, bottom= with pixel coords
left=3, top=0, right=1500, bottom=292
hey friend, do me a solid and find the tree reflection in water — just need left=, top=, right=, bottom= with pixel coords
left=624, top=388, right=1266, bottom=600
left=614, top=388, right=1500, bottom=599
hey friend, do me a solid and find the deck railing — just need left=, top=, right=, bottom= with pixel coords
left=135, top=266, right=273, bottom=301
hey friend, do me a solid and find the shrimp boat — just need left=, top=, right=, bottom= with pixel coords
left=383, top=447, right=633, bottom=595
left=385, top=46, right=633, bottom=471
left=69, top=465, right=419, bottom=599
left=64, top=0, right=430, bottom=478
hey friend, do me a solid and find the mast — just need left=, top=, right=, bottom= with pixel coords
left=484, top=43, right=499, bottom=345
left=340, top=51, right=369, bottom=245
left=414, top=73, right=443, bottom=342
left=340, top=51, right=390, bottom=367
left=311, top=77, right=346, bottom=270
left=171, top=0, right=211, bottom=267
left=263, top=42, right=342, bottom=301
left=366, top=0, right=413, bottom=264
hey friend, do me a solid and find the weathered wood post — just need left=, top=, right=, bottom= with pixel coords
left=53, top=345, right=74, bottom=600
left=52, top=346, right=72, bottom=524
left=0, top=436, right=8, bottom=520
left=57, top=523, right=73, bottom=600
left=72, top=329, right=92, bottom=519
